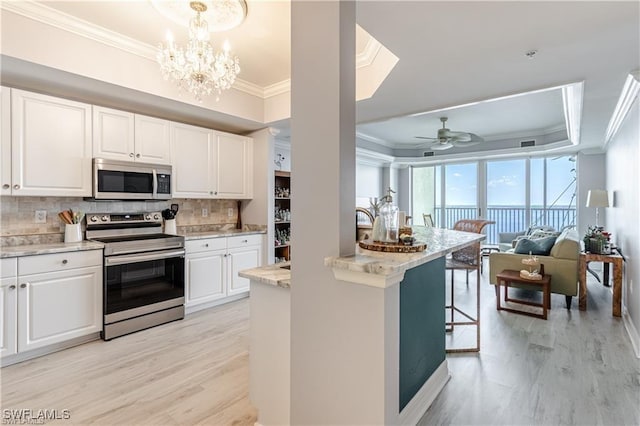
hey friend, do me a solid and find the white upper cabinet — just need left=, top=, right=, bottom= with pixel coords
left=92, top=106, right=135, bottom=161
left=94, top=107, right=171, bottom=164
left=215, top=132, right=253, bottom=199
left=1, top=87, right=11, bottom=195
left=172, top=127, right=253, bottom=200
left=134, top=115, right=171, bottom=164
left=171, top=122, right=215, bottom=198
left=11, top=89, right=92, bottom=197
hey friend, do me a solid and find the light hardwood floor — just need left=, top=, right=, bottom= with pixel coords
left=1, top=264, right=638, bottom=425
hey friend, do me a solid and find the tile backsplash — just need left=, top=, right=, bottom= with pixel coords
left=0, top=197, right=242, bottom=246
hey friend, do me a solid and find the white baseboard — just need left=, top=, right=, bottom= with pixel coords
left=185, top=292, right=249, bottom=315
left=622, top=304, right=640, bottom=358
left=1, top=332, right=100, bottom=367
left=397, top=360, right=451, bottom=425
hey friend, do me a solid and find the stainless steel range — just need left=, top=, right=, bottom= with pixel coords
left=86, top=212, right=185, bottom=340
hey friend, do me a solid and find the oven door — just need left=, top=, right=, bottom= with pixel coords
left=104, top=249, right=185, bottom=323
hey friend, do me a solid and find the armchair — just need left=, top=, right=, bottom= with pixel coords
left=490, top=228, right=580, bottom=309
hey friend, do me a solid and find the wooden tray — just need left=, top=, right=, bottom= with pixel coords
left=359, top=239, right=426, bottom=253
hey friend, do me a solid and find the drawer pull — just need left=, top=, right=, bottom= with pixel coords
left=205, top=243, right=209, bottom=248
left=129, top=153, right=134, bottom=157
left=20, top=283, right=27, bottom=288
left=2, top=184, right=9, bottom=189
left=9, top=285, right=16, bottom=290
left=136, top=153, right=141, bottom=158
left=62, top=259, right=68, bottom=265
left=242, top=239, right=248, bottom=243
left=13, top=184, right=20, bottom=190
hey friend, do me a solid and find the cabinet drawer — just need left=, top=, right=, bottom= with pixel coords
left=227, top=234, right=262, bottom=249
left=186, top=238, right=226, bottom=254
left=19, top=250, right=102, bottom=275
left=1, top=258, right=17, bottom=278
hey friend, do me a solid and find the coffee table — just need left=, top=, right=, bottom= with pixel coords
left=495, top=269, right=551, bottom=320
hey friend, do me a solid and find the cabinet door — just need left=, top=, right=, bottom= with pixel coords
left=17, top=266, right=102, bottom=352
left=135, top=115, right=171, bottom=164
left=171, top=122, right=215, bottom=198
left=0, top=277, right=18, bottom=358
left=214, top=132, right=253, bottom=199
left=11, top=89, right=92, bottom=197
left=1, top=87, right=11, bottom=195
left=92, top=106, right=135, bottom=162
left=185, top=250, right=226, bottom=307
left=227, top=245, right=261, bottom=296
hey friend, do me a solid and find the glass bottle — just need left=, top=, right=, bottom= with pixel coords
left=378, top=188, right=399, bottom=243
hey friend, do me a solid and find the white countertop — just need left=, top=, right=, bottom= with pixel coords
left=0, top=241, right=105, bottom=258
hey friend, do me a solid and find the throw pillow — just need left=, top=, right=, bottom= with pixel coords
left=514, top=236, right=558, bottom=256
left=528, top=229, right=561, bottom=240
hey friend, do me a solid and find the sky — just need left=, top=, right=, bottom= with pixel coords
left=436, top=157, right=576, bottom=207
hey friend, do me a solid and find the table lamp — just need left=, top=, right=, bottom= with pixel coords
left=586, top=189, right=609, bottom=227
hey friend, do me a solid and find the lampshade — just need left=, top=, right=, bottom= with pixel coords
left=586, top=189, right=609, bottom=208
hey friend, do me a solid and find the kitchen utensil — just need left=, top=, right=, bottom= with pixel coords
left=170, top=204, right=179, bottom=214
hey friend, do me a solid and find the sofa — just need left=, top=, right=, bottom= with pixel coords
left=489, top=228, right=580, bottom=309
left=497, top=225, right=556, bottom=252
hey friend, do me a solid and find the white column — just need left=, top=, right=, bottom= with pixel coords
left=291, top=1, right=382, bottom=424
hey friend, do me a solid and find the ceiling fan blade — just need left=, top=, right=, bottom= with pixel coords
left=414, top=136, right=437, bottom=140
left=430, top=142, right=454, bottom=151
left=451, top=133, right=472, bottom=142
left=440, top=129, right=467, bottom=138
left=452, top=133, right=484, bottom=147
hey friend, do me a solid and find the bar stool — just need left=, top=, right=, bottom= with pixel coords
left=445, top=219, right=494, bottom=353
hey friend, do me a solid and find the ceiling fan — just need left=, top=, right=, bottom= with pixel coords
left=415, top=117, right=484, bottom=151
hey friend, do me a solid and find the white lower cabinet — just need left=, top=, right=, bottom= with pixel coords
left=1, top=250, right=103, bottom=361
left=185, top=234, right=263, bottom=311
left=0, top=258, right=18, bottom=358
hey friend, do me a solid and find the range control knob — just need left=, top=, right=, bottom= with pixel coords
left=145, top=215, right=151, bottom=220
left=153, top=214, right=160, bottom=220
left=90, top=216, right=98, bottom=222
left=101, top=215, right=109, bottom=222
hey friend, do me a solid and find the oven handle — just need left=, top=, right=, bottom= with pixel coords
left=105, top=249, right=185, bottom=266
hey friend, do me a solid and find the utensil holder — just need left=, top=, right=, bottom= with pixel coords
left=64, top=223, right=82, bottom=243
left=164, top=219, right=177, bottom=235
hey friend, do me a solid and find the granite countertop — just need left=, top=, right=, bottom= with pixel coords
left=0, top=241, right=105, bottom=258
left=183, top=229, right=266, bottom=240
left=324, top=227, right=486, bottom=287
left=239, top=227, right=485, bottom=289
left=238, top=262, right=291, bottom=289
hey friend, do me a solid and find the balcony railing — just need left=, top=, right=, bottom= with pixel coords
left=433, top=206, right=576, bottom=244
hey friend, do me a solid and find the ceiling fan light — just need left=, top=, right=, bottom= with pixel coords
left=430, top=142, right=454, bottom=151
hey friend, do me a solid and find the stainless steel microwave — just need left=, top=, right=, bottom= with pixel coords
left=92, top=158, right=172, bottom=200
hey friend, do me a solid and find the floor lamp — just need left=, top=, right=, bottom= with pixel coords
left=586, top=189, right=609, bottom=227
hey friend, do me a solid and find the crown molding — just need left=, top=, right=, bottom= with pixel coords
left=356, top=147, right=395, bottom=166
left=1, top=1, right=264, bottom=99
left=264, top=79, right=292, bottom=98
left=562, top=81, right=584, bottom=145
left=604, top=70, right=640, bottom=147
left=356, top=37, right=382, bottom=69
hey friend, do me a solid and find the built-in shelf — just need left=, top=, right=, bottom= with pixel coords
left=274, top=170, right=291, bottom=262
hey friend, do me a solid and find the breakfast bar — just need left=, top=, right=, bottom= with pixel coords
left=240, top=227, right=485, bottom=425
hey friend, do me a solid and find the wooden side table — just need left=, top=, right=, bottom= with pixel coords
left=495, top=269, right=551, bottom=320
left=579, top=252, right=623, bottom=317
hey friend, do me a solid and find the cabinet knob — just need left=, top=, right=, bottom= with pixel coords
left=242, top=240, right=248, bottom=243
left=136, top=153, right=141, bottom=158
left=13, top=184, right=20, bottom=190
left=204, top=243, right=209, bottom=247
left=214, top=191, right=218, bottom=195
left=9, top=285, right=16, bottom=290
left=62, top=259, right=68, bottom=265
left=129, top=153, right=134, bottom=157
left=2, top=184, right=9, bottom=189
left=20, top=283, right=27, bottom=288
left=209, top=191, right=213, bottom=195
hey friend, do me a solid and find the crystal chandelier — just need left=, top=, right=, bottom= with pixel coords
left=157, top=1, right=243, bottom=101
